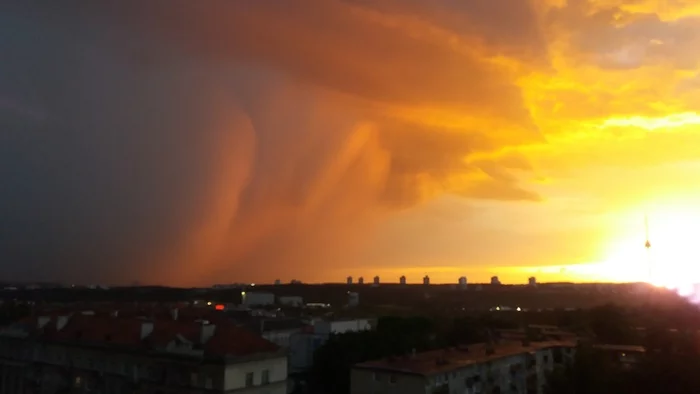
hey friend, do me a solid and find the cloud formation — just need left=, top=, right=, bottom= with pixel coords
left=0, top=1, right=542, bottom=285
left=5, top=0, right=700, bottom=285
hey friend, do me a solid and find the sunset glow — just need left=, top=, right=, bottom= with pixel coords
left=4, top=2, right=700, bottom=285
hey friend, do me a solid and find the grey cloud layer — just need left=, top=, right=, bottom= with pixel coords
left=0, top=1, right=541, bottom=284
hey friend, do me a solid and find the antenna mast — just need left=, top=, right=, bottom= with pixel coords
left=644, top=214, right=652, bottom=283
left=645, top=215, right=651, bottom=249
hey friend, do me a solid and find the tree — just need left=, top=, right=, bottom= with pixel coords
left=312, top=317, right=438, bottom=394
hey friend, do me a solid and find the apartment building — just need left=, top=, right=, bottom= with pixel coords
left=0, top=313, right=288, bottom=394
left=351, top=340, right=576, bottom=394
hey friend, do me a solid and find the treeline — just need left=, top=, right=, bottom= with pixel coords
left=310, top=303, right=700, bottom=394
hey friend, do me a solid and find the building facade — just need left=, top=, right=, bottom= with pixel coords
left=0, top=313, right=288, bottom=394
left=351, top=339, right=644, bottom=394
left=351, top=341, right=574, bottom=394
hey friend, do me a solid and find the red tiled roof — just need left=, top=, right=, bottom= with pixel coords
left=204, top=322, right=279, bottom=357
left=147, top=320, right=201, bottom=348
left=45, top=315, right=144, bottom=347
left=4, top=314, right=279, bottom=358
left=354, top=340, right=576, bottom=376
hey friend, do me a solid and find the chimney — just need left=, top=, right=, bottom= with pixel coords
left=200, top=323, right=216, bottom=344
left=56, top=315, right=70, bottom=331
left=140, top=321, right=154, bottom=339
left=171, top=308, right=179, bottom=321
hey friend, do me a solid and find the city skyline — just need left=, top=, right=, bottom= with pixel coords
left=3, top=2, right=700, bottom=287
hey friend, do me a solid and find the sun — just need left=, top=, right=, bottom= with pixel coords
left=598, top=203, right=700, bottom=287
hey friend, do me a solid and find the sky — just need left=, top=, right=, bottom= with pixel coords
left=3, top=1, right=700, bottom=286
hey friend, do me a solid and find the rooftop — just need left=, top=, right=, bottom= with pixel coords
left=1, top=314, right=280, bottom=360
left=354, top=340, right=575, bottom=377
left=592, top=344, right=645, bottom=353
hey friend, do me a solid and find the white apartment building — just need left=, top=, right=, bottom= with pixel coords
left=289, top=318, right=374, bottom=373
left=0, top=313, right=288, bottom=394
left=242, top=291, right=276, bottom=307
left=351, top=341, right=576, bottom=394
left=278, top=296, right=304, bottom=308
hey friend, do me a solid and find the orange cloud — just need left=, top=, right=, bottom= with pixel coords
left=5, top=0, right=700, bottom=285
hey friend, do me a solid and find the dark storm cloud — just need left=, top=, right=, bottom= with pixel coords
left=0, top=1, right=540, bottom=285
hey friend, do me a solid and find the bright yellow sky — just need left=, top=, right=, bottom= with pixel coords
left=321, top=0, right=700, bottom=286
left=169, top=0, right=700, bottom=286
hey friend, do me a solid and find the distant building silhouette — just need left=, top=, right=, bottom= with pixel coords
left=358, top=277, right=364, bottom=285
left=400, top=276, right=407, bottom=285
left=373, top=276, right=380, bottom=286
left=274, top=279, right=281, bottom=285
left=491, top=276, right=501, bottom=286
left=458, top=276, right=468, bottom=290
left=423, top=275, right=430, bottom=286
left=347, top=276, right=353, bottom=285
left=528, top=277, right=537, bottom=287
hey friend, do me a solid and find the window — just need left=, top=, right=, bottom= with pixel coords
left=245, top=372, right=254, bottom=387
left=262, top=369, right=270, bottom=385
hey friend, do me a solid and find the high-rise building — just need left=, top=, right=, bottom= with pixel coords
left=423, top=275, right=430, bottom=286
left=358, top=277, right=364, bottom=285
left=347, top=276, right=353, bottom=285
left=373, top=276, right=380, bottom=286
left=399, top=276, right=407, bottom=285
left=458, top=276, right=468, bottom=290
left=274, top=279, right=281, bottom=285
left=528, top=277, right=537, bottom=287
left=491, top=276, right=501, bottom=285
